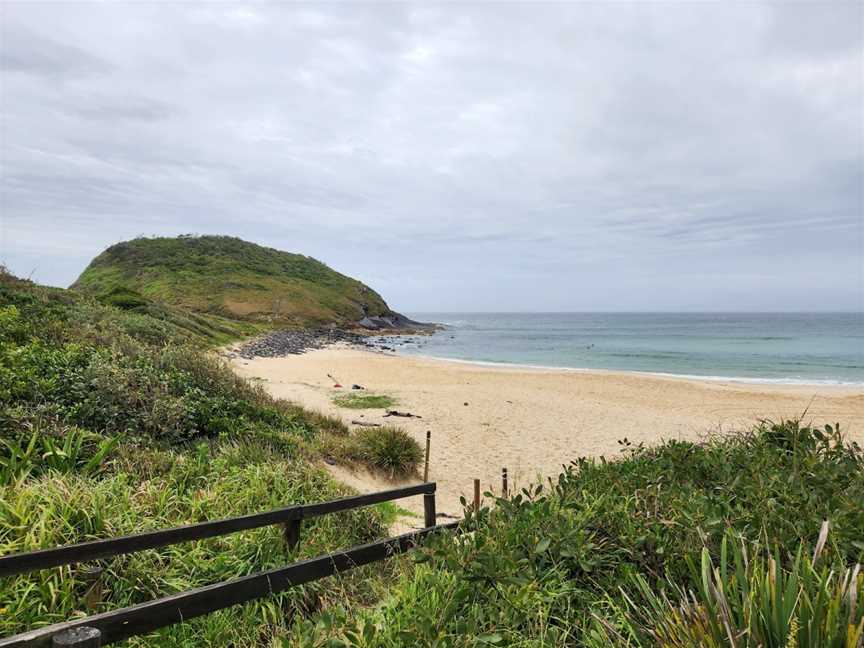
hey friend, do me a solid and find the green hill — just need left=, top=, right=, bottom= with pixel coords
left=72, top=235, right=396, bottom=327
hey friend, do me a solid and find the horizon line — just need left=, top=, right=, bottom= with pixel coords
left=403, top=310, right=864, bottom=315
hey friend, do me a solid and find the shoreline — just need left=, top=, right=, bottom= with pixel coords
left=230, top=344, right=864, bottom=521
left=394, top=351, right=864, bottom=388
left=228, top=326, right=864, bottom=389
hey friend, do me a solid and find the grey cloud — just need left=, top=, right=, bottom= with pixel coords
left=0, top=27, right=112, bottom=78
left=67, top=96, right=178, bottom=123
left=0, top=2, right=861, bottom=312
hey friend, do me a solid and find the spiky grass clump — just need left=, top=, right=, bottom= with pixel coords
left=317, top=425, right=423, bottom=478
left=591, top=528, right=864, bottom=647
left=355, top=426, right=423, bottom=478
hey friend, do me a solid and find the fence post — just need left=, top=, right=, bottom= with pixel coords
left=473, top=479, right=481, bottom=512
left=423, top=488, right=436, bottom=528
left=283, top=519, right=301, bottom=552
left=81, top=565, right=103, bottom=612
left=423, top=431, right=431, bottom=482
left=502, top=467, right=508, bottom=497
left=52, top=627, right=101, bottom=647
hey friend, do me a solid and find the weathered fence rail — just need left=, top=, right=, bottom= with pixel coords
left=0, top=482, right=453, bottom=648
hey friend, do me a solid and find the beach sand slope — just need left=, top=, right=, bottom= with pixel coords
left=231, top=347, right=864, bottom=523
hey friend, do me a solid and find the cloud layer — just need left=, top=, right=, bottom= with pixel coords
left=1, top=2, right=861, bottom=311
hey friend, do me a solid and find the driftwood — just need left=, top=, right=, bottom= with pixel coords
left=350, top=420, right=381, bottom=427
left=384, top=410, right=422, bottom=419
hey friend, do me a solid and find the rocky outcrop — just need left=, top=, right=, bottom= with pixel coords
left=356, top=312, right=438, bottom=332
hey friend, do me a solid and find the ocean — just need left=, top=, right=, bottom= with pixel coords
left=394, top=313, right=864, bottom=385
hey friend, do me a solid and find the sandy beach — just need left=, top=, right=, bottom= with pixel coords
left=230, top=347, right=864, bottom=522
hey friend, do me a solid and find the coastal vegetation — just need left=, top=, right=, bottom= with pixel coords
left=72, top=235, right=395, bottom=328
left=0, top=268, right=414, bottom=644
left=2, top=259, right=861, bottom=646
left=292, top=420, right=863, bottom=646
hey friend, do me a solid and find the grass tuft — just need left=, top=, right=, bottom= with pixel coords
left=355, top=426, right=423, bottom=477
left=332, top=393, right=396, bottom=409
left=591, top=528, right=864, bottom=647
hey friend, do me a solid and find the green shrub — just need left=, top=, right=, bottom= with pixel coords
left=97, top=286, right=149, bottom=311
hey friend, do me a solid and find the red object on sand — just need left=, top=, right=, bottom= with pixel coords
left=333, top=384, right=342, bottom=388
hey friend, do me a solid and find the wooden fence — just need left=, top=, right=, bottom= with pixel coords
left=0, top=482, right=456, bottom=648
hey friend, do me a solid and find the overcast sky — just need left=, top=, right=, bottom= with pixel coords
left=1, top=2, right=862, bottom=312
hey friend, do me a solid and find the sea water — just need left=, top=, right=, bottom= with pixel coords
left=393, top=313, right=864, bottom=385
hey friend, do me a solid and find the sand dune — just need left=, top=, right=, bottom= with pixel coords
left=230, top=347, right=864, bottom=524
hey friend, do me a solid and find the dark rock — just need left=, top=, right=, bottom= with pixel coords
left=236, top=327, right=369, bottom=359
left=356, top=312, right=438, bottom=332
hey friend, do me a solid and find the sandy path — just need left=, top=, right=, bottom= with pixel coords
left=230, top=347, right=864, bottom=523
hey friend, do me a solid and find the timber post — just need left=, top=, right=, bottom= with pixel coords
left=283, top=519, right=301, bottom=552
left=423, top=486, right=437, bottom=528
left=81, top=565, right=103, bottom=612
left=423, top=431, right=431, bottom=482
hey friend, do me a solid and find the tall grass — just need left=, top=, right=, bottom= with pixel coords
left=0, top=435, right=389, bottom=645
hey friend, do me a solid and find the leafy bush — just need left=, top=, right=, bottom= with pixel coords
left=97, top=286, right=149, bottom=310
left=0, top=279, right=319, bottom=444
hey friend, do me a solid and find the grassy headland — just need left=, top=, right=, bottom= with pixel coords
left=72, top=235, right=395, bottom=328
